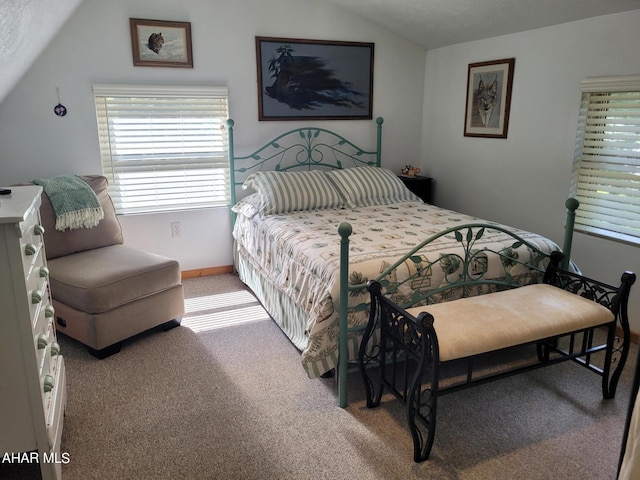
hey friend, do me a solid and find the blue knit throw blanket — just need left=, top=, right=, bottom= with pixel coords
left=33, top=175, right=104, bottom=231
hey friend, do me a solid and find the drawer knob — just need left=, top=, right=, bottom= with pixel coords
left=34, top=224, right=45, bottom=236
left=43, top=375, right=55, bottom=393
left=24, top=243, right=37, bottom=256
left=31, top=289, right=43, bottom=304
left=50, top=342, right=60, bottom=356
left=37, top=333, right=49, bottom=349
left=44, top=305, right=55, bottom=318
left=39, top=266, right=49, bottom=278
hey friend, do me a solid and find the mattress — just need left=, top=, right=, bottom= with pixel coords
left=233, top=200, right=562, bottom=378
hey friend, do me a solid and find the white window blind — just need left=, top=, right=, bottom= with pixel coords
left=94, top=84, right=229, bottom=215
left=570, top=76, right=640, bottom=245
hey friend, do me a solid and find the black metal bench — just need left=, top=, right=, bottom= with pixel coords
left=358, top=252, right=636, bottom=462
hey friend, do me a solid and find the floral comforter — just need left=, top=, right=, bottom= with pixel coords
left=233, top=202, right=562, bottom=378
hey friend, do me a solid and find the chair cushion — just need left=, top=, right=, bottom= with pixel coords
left=48, top=245, right=181, bottom=314
left=40, top=175, right=124, bottom=259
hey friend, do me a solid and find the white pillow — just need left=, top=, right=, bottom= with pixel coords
left=326, top=166, right=422, bottom=207
left=242, top=170, right=345, bottom=215
left=231, top=193, right=262, bottom=218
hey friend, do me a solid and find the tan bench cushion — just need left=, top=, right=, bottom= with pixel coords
left=405, top=284, right=615, bottom=362
left=48, top=244, right=181, bottom=314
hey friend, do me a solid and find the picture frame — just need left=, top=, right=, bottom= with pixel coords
left=129, top=18, right=193, bottom=68
left=255, top=36, right=374, bottom=121
left=464, top=58, right=515, bottom=138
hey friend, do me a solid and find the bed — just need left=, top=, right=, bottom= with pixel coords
left=228, top=117, right=580, bottom=407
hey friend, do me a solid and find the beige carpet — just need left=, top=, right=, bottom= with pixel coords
left=2, top=273, right=635, bottom=479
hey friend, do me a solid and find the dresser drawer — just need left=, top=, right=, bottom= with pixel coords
left=18, top=202, right=41, bottom=241
left=19, top=203, right=44, bottom=247
left=35, top=319, right=59, bottom=378
left=37, top=342, right=52, bottom=383
left=26, top=270, right=49, bottom=323
left=32, top=295, right=54, bottom=333
left=45, top=356, right=66, bottom=449
left=40, top=348, right=62, bottom=410
left=21, top=234, right=45, bottom=279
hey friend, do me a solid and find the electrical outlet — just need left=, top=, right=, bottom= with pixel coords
left=171, top=222, right=181, bottom=237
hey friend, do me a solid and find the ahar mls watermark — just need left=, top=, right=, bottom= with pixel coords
left=2, top=451, right=71, bottom=465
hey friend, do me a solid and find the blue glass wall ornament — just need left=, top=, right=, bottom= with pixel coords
left=54, top=87, right=67, bottom=117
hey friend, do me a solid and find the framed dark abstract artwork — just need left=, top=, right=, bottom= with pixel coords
left=256, top=36, right=374, bottom=121
left=464, top=58, right=515, bottom=138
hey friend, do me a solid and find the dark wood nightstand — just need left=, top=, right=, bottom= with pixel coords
left=398, top=175, right=433, bottom=204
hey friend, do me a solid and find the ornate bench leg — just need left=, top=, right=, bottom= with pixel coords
left=406, top=368, right=438, bottom=461
left=545, top=267, right=636, bottom=400
left=602, top=272, right=635, bottom=399
left=602, top=313, right=631, bottom=399
left=406, top=312, right=439, bottom=462
left=602, top=325, right=627, bottom=399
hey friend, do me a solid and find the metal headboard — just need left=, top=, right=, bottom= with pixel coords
left=227, top=117, right=384, bottom=208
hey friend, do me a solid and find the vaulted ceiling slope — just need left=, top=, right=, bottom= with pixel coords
left=1, top=0, right=640, bottom=105
left=0, top=0, right=84, bottom=104
left=326, top=0, right=640, bottom=50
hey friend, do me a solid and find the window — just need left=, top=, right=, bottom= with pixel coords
left=94, top=84, right=229, bottom=214
left=570, top=76, right=640, bottom=245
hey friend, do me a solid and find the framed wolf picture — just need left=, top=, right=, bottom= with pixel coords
left=464, top=58, right=515, bottom=138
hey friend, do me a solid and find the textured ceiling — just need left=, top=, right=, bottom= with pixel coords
left=326, top=0, right=640, bottom=49
left=0, top=0, right=83, bottom=104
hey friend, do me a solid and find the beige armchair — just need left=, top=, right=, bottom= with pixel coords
left=38, top=175, right=184, bottom=358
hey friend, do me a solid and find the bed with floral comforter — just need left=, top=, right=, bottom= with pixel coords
left=227, top=118, right=577, bottom=406
left=233, top=196, right=563, bottom=379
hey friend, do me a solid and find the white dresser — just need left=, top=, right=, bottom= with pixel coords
left=0, top=186, right=66, bottom=480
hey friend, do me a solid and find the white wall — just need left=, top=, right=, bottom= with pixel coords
left=421, top=10, right=640, bottom=331
left=0, top=0, right=425, bottom=270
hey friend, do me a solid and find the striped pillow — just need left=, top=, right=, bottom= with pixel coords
left=243, top=170, right=345, bottom=215
left=326, top=166, right=422, bottom=207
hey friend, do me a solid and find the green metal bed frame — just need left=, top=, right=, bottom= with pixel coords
left=227, top=117, right=383, bottom=219
left=227, top=118, right=580, bottom=408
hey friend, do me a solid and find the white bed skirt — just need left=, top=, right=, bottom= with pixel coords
left=235, top=245, right=351, bottom=377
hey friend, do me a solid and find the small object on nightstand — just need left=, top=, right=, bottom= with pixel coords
left=401, top=165, right=421, bottom=178
left=398, top=174, right=433, bottom=204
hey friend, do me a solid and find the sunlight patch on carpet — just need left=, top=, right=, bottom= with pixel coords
left=182, top=290, right=270, bottom=332
left=185, top=290, right=259, bottom=311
